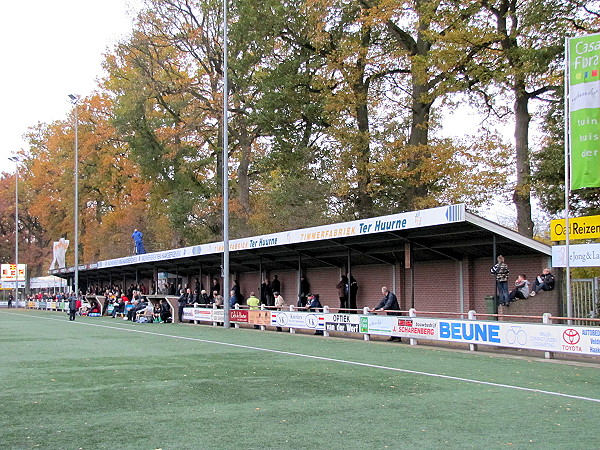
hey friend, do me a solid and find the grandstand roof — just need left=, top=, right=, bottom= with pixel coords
left=51, top=204, right=551, bottom=281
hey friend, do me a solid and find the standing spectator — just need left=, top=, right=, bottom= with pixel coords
left=232, top=280, right=243, bottom=305
left=372, top=286, right=401, bottom=341
left=68, top=294, right=78, bottom=321
left=298, top=275, right=310, bottom=308
left=491, top=255, right=510, bottom=307
left=132, top=229, right=146, bottom=255
left=271, top=275, right=281, bottom=297
left=212, top=291, right=224, bottom=307
left=261, top=278, right=274, bottom=306
left=307, top=294, right=323, bottom=335
left=349, top=275, right=359, bottom=312
left=509, top=274, right=530, bottom=304
left=7, top=294, right=13, bottom=309
left=274, top=291, right=285, bottom=332
left=211, top=278, right=221, bottom=297
left=229, top=290, right=238, bottom=308
left=336, top=275, right=349, bottom=312
left=160, top=299, right=172, bottom=322
left=247, top=292, right=261, bottom=310
left=246, top=292, right=261, bottom=329
left=530, top=268, right=555, bottom=296
left=178, top=288, right=192, bottom=323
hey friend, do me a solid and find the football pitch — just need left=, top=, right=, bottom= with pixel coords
left=1, top=309, right=599, bottom=449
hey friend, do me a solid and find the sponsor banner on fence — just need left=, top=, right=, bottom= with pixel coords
left=394, top=318, right=439, bottom=339
left=249, top=310, right=272, bottom=326
left=324, top=313, right=361, bottom=333
left=358, top=315, right=440, bottom=338
left=436, top=319, right=600, bottom=356
left=182, top=308, right=195, bottom=321
left=230, top=309, right=249, bottom=323
left=270, top=311, right=325, bottom=330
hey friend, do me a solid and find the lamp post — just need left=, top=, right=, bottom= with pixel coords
left=8, top=156, right=20, bottom=307
left=68, top=94, right=79, bottom=299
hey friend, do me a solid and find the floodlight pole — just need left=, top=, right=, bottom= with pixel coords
left=8, top=156, right=20, bottom=306
left=69, top=94, right=80, bottom=300
left=222, top=0, right=230, bottom=328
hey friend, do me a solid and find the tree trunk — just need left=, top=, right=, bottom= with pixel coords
left=513, top=78, right=534, bottom=237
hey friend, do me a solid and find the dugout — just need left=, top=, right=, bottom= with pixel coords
left=51, top=204, right=557, bottom=318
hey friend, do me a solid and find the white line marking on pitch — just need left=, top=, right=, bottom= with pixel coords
left=12, top=312, right=600, bottom=404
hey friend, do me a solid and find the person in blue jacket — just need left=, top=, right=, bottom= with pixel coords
left=132, top=229, right=146, bottom=254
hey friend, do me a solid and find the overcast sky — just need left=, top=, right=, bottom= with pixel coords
left=0, top=0, right=140, bottom=170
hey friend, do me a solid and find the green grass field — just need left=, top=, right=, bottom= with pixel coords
left=1, top=309, right=600, bottom=449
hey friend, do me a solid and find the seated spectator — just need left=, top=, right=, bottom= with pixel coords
left=112, top=298, right=126, bottom=318
left=127, top=300, right=141, bottom=321
left=153, top=301, right=162, bottom=322
left=530, top=268, right=555, bottom=296
left=508, top=274, right=530, bottom=304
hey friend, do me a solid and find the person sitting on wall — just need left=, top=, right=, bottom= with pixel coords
left=530, top=268, right=555, bottom=297
left=509, top=274, right=530, bottom=305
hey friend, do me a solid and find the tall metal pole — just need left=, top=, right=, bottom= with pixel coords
left=8, top=156, right=20, bottom=306
left=14, top=166, right=18, bottom=306
left=222, top=0, right=230, bottom=328
left=564, top=37, right=572, bottom=323
left=69, top=95, right=80, bottom=299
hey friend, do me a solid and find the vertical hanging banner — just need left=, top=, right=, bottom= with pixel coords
left=569, top=33, right=600, bottom=189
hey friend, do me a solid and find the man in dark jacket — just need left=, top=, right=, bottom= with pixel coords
left=68, top=294, right=78, bottom=321
left=372, top=286, right=401, bottom=342
left=530, top=268, right=555, bottom=296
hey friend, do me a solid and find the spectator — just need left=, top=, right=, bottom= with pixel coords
left=307, top=294, right=323, bottom=335
left=271, top=275, right=281, bottom=296
left=212, top=291, right=224, bottom=308
left=274, top=291, right=285, bottom=332
left=246, top=292, right=261, bottom=310
left=232, top=280, right=243, bottom=305
left=199, top=290, right=209, bottom=305
left=160, top=299, right=172, bottom=323
left=246, top=292, right=261, bottom=329
left=298, top=275, right=310, bottom=308
left=178, top=288, right=192, bottom=323
left=491, top=255, right=510, bottom=307
left=111, top=297, right=126, bottom=318
left=229, top=290, right=238, bottom=308
left=336, top=275, right=349, bottom=312
left=509, top=274, right=530, bottom=304
left=211, top=278, right=221, bottom=296
left=261, top=278, right=274, bottom=307
left=530, top=268, right=555, bottom=296
left=372, top=286, right=401, bottom=342
left=132, top=229, right=146, bottom=254
left=68, top=294, right=78, bottom=321
left=349, top=275, right=359, bottom=312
